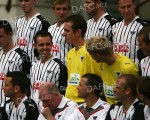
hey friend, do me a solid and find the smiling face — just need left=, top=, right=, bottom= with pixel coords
left=138, top=34, right=150, bottom=56
left=34, top=36, right=52, bottom=62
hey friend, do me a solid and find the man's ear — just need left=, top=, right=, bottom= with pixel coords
left=14, top=85, right=20, bottom=93
left=125, top=88, right=131, bottom=95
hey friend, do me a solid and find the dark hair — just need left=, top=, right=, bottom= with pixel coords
left=117, top=0, right=135, bottom=4
left=119, top=74, right=137, bottom=97
left=138, top=26, right=150, bottom=44
left=138, top=76, right=150, bottom=100
left=82, top=73, right=103, bottom=97
left=6, top=71, right=29, bottom=93
left=64, top=14, right=87, bottom=38
left=0, top=20, right=13, bottom=34
left=34, top=30, right=53, bottom=44
left=52, top=0, right=71, bottom=10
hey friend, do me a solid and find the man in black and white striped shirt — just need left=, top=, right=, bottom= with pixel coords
left=105, top=74, right=145, bottom=120
left=0, top=20, right=31, bottom=107
left=138, top=26, right=150, bottom=76
left=48, top=0, right=73, bottom=64
left=112, top=0, right=147, bottom=65
left=3, top=71, right=39, bottom=120
left=14, top=0, right=50, bottom=62
left=84, top=0, right=117, bottom=41
left=30, top=30, right=68, bottom=113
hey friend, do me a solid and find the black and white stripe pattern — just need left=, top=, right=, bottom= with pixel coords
left=140, top=57, right=150, bottom=76
left=85, top=12, right=116, bottom=41
left=0, top=47, right=31, bottom=107
left=112, top=16, right=147, bottom=64
left=30, top=57, right=67, bottom=107
left=144, top=105, right=150, bottom=120
left=14, top=13, right=50, bottom=62
left=48, top=23, right=73, bottom=64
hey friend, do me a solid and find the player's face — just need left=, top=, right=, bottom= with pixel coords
left=138, top=35, right=150, bottom=56
left=19, top=0, right=35, bottom=14
left=0, top=28, right=11, bottom=47
left=113, top=78, right=127, bottom=101
left=63, top=22, right=77, bottom=44
left=77, top=77, right=88, bottom=99
left=118, top=0, right=136, bottom=22
left=3, top=77, right=15, bottom=97
left=53, top=3, right=69, bottom=23
left=35, top=36, right=52, bottom=61
left=84, top=0, right=97, bottom=15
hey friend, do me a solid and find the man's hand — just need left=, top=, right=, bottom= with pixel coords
left=42, top=107, right=55, bottom=120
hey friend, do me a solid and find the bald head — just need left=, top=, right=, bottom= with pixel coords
left=39, top=82, right=60, bottom=94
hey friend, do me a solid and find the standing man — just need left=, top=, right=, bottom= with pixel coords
left=3, top=71, right=39, bottom=120
left=31, top=30, right=68, bottom=111
left=0, top=20, right=31, bottom=107
left=84, top=0, right=117, bottom=41
left=138, top=26, right=150, bottom=76
left=63, top=15, right=100, bottom=103
left=14, top=0, right=50, bottom=62
left=105, top=74, right=145, bottom=120
left=48, top=0, right=73, bottom=64
left=71, top=73, right=110, bottom=120
left=39, top=82, right=77, bottom=120
left=86, top=35, right=139, bottom=104
left=112, top=0, right=147, bottom=65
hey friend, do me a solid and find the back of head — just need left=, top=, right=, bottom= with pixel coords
left=6, top=71, right=28, bottom=93
left=138, top=76, right=150, bottom=100
left=138, top=26, right=150, bottom=45
left=34, top=30, right=52, bottom=44
left=0, top=20, right=12, bottom=34
left=64, top=14, right=87, bottom=38
left=117, top=0, right=135, bottom=4
left=86, top=35, right=113, bottom=56
left=119, top=74, right=137, bottom=97
left=52, top=0, right=71, bottom=10
left=82, top=73, right=103, bottom=97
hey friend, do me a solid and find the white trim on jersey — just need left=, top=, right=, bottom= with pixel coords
left=144, top=105, right=150, bottom=120
left=85, top=12, right=114, bottom=41
left=0, top=47, right=30, bottom=107
left=14, top=13, right=50, bottom=62
left=140, top=56, right=150, bottom=76
left=112, top=16, right=145, bottom=64
left=48, top=23, right=73, bottom=64
left=71, top=98, right=110, bottom=120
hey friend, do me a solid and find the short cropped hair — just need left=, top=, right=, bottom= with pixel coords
left=82, top=73, right=103, bottom=97
left=6, top=71, right=29, bottom=93
left=86, top=35, right=113, bottom=55
left=52, top=0, right=71, bottom=10
left=119, top=74, right=138, bottom=97
left=64, top=14, right=87, bottom=38
left=0, top=20, right=13, bottom=34
left=34, top=30, right=53, bottom=44
left=138, top=76, right=150, bottom=99
left=138, top=26, right=150, bottom=44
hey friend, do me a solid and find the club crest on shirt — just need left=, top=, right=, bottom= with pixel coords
left=30, top=26, right=35, bottom=31
left=8, top=60, right=14, bottom=66
left=115, top=71, right=121, bottom=78
left=47, top=70, right=52, bottom=75
left=58, top=115, right=61, bottom=119
left=130, top=31, right=136, bottom=35
left=99, top=28, right=104, bottom=32
left=80, top=56, right=84, bottom=61
left=93, top=116, right=97, bottom=120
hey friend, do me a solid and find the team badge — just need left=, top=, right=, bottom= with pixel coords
left=93, top=116, right=97, bottom=120
left=30, top=26, right=35, bottom=31
left=115, top=71, right=121, bottom=78
left=80, top=56, right=84, bottom=61
left=47, top=70, right=52, bottom=75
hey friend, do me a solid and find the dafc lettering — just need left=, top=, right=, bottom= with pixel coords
left=0, top=73, right=5, bottom=80
left=114, top=43, right=129, bottom=53
left=51, top=44, right=60, bottom=52
left=17, top=38, right=27, bottom=46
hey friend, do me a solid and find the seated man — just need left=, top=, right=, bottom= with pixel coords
left=39, top=82, right=78, bottom=120
left=105, top=74, right=145, bottom=120
left=71, top=73, right=110, bottom=120
left=137, top=76, right=150, bottom=120
left=3, top=71, right=39, bottom=120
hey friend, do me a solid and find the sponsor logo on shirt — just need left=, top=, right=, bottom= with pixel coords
left=33, top=82, right=41, bottom=90
left=114, top=43, right=129, bottom=53
left=0, top=72, right=5, bottom=80
left=52, top=44, right=60, bottom=52
left=17, top=37, right=28, bottom=46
